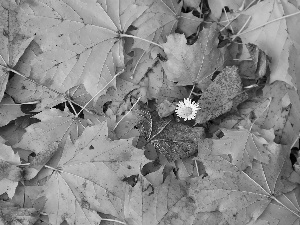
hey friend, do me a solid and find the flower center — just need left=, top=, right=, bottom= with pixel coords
left=183, top=107, right=193, bottom=116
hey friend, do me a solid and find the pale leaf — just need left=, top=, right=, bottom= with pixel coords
left=0, top=0, right=34, bottom=102
left=240, top=0, right=296, bottom=87
left=190, top=144, right=296, bottom=225
left=42, top=122, right=150, bottom=225
left=12, top=0, right=148, bottom=100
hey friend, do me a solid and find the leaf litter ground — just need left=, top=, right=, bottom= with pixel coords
left=0, top=0, right=300, bottom=225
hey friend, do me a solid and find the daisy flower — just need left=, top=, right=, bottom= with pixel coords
left=175, top=98, right=200, bottom=121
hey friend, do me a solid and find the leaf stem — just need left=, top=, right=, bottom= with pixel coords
left=75, top=69, right=124, bottom=117
left=232, top=11, right=300, bottom=39
left=120, top=34, right=164, bottom=49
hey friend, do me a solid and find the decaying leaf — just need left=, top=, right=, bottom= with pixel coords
left=148, top=113, right=205, bottom=162
left=196, top=66, right=247, bottom=124
left=161, top=23, right=224, bottom=86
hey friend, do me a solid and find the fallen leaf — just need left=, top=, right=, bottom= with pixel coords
left=190, top=144, right=296, bottom=225
left=0, top=0, right=34, bottom=102
left=0, top=201, right=39, bottom=225
left=42, top=122, right=150, bottom=225
left=125, top=173, right=196, bottom=225
left=12, top=0, right=148, bottom=99
left=0, top=137, right=22, bottom=198
left=212, top=126, right=273, bottom=170
left=239, top=0, right=296, bottom=87
left=132, top=0, right=182, bottom=50
left=178, top=12, right=203, bottom=37
left=208, top=0, right=250, bottom=19
left=162, top=23, right=224, bottom=86
left=0, top=95, right=25, bottom=127
left=13, top=108, right=85, bottom=154
left=149, top=114, right=205, bottom=162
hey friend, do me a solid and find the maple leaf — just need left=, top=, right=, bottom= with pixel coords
left=9, top=0, right=148, bottom=100
left=195, top=66, right=247, bottom=124
left=190, top=143, right=297, bottom=225
left=41, top=122, right=150, bottom=225
left=237, top=0, right=297, bottom=87
left=124, top=173, right=196, bottom=225
left=211, top=126, right=274, bottom=170
left=132, top=0, right=182, bottom=50
left=161, top=23, right=224, bottom=86
left=14, top=108, right=85, bottom=154
left=0, top=0, right=34, bottom=102
left=0, top=137, right=22, bottom=198
left=0, top=95, right=25, bottom=127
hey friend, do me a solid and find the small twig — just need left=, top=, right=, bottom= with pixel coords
left=18, top=163, right=30, bottom=166
left=44, top=165, right=60, bottom=172
left=101, top=218, right=126, bottom=225
left=194, top=160, right=200, bottom=177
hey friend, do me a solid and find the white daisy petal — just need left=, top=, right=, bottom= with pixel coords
left=175, top=98, right=200, bottom=121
